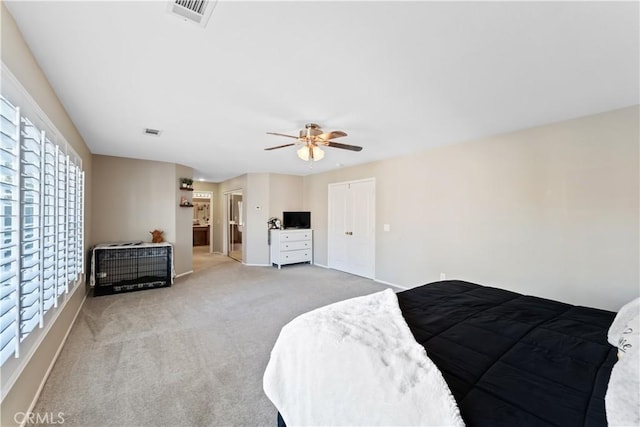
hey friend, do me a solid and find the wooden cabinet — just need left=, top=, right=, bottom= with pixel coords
left=270, top=229, right=313, bottom=269
left=193, top=226, right=209, bottom=246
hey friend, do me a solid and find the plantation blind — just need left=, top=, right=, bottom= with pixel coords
left=0, top=97, right=20, bottom=365
left=0, top=93, right=84, bottom=366
left=42, top=138, right=56, bottom=311
left=19, top=116, right=43, bottom=339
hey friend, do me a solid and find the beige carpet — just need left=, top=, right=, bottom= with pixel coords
left=29, top=256, right=391, bottom=427
left=192, top=246, right=230, bottom=272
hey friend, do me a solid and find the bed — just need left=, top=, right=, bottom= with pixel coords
left=265, top=280, right=624, bottom=426
left=396, top=280, right=617, bottom=426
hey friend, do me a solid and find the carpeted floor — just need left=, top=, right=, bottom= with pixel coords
left=29, top=256, right=390, bottom=427
left=192, top=246, right=230, bottom=272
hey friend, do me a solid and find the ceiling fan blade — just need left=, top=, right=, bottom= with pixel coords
left=266, top=132, right=299, bottom=139
left=264, top=143, right=296, bottom=151
left=326, top=141, right=363, bottom=152
left=317, top=130, right=347, bottom=141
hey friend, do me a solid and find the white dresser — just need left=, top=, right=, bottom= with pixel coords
left=270, top=229, right=313, bottom=269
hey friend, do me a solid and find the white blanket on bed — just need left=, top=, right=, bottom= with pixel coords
left=263, top=289, right=464, bottom=426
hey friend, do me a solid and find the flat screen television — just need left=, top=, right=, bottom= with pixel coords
left=283, top=211, right=311, bottom=229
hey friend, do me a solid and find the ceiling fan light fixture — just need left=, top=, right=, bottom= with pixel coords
left=296, top=145, right=325, bottom=162
left=297, top=146, right=310, bottom=161
left=266, top=123, right=359, bottom=161
left=312, top=146, right=325, bottom=161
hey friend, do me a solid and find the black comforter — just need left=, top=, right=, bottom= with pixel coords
left=397, top=280, right=617, bottom=427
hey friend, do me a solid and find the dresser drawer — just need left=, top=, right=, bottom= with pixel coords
left=280, top=231, right=312, bottom=242
left=281, top=250, right=312, bottom=264
left=280, top=240, right=311, bottom=251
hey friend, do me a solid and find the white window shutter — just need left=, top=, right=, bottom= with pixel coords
left=19, top=117, right=42, bottom=339
left=0, top=97, right=20, bottom=363
left=56, top=150, right=67, bottom=296
left=42, top=138, right=56, bottom=312
left=0, top=88, right=84, bottom=368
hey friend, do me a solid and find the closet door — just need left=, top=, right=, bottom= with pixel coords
left=328, top=179, right=375, bottom=279
left=328, top=182, right=349, bottom=273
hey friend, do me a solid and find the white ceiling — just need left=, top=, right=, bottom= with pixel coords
left=5, top=1, right=639, bottom=182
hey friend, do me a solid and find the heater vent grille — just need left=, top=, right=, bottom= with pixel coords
left=168, top=0, right=217, bottom=27
left=176, top=0, right=207, bottom=15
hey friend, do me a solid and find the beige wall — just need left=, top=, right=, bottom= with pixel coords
left=269, top=174, right=304, bottom=220
left=1, top=4, right=93, bottom=425
left=174, top=164, right=194, bottom=274
left=91, top=155, right=193, bottom=275
left=304, top=106, right=639, bottom=311
left=245, top=173, right=270, bottom=265
left=216, top=173, right=271, bottom=265
left=214, top=173, right=304, bottom=265
left=92, top=155, right=174, bottom=244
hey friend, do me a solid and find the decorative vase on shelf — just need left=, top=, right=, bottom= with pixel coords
left=180, top=178, right=193, bottom=189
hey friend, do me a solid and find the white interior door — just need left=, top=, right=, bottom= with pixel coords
left=328, top=179, right=375, bottom=278
left=328, top=183, right=349, bottom=272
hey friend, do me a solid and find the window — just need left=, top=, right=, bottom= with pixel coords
left=0, top=95, right=84, bottom=367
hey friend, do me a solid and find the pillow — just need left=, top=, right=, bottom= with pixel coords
left=608, top=297, right=639, bottom=357
left=617, top=314, right=639, bottom=357
left=605, top=324, right=639, bottom=426
left=605, top=298, right=639, bottom=426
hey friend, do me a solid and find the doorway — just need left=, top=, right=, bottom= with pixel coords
left=328, top=178, right=375, bottom=278
left=226, top=190, right=243, bottom=262
left=192, top=190, right=216, bottom=272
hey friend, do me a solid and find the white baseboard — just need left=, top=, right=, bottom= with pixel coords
left=374, top=278, right=408, bottom=291
left=313, top=265, right=405, bottom=291
left=175, top=270, right=193, bottom=278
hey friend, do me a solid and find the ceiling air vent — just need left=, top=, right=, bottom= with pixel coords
left=168, top=0, right=217, bottom=28
left=143, top=128, right=162, bottom=136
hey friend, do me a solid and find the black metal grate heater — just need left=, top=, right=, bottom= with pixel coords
left=92, top=244, right=172, bottom=296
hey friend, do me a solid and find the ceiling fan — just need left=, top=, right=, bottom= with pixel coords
left=265, top=123, right=362, bottom=161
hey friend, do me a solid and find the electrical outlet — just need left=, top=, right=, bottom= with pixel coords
left=440, top=272, right=446, bottom=281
